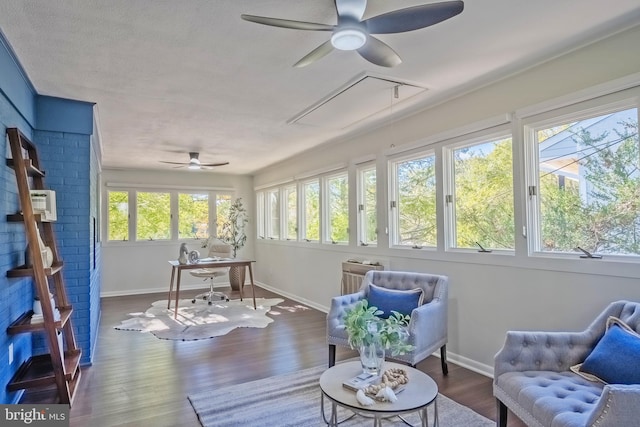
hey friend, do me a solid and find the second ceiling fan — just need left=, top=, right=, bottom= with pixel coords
left=241, top=0, right=464, bottom=68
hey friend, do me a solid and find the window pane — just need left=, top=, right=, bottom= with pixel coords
left=178, top=193, right=209, bottom=239
left=108, top=191, right=128, bottom=241
left=256, top=192, right=265, bottom=239
left=453, top=138, right=514, bottom=249
left=360, top=168, right=377, bottom=245
left=216, top=194, right=232, bottom=238
left=395, top=155, right=437, bottom=247
left=136, top=192, right=170, bottom=240
left=267, top=190, right=280, bottom=239
left=285, top=186, right=297, bottom=240
left=327, top=174, right=349, bottom=243
left=304, top=181, right=320, bottom=241
left=536, top=108, right=639, bottom=255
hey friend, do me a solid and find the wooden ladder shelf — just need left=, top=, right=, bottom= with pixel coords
left=5, top=128, right=82, bottom=405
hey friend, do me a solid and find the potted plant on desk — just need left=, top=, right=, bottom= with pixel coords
left=220, top=198, right=248, bottom=291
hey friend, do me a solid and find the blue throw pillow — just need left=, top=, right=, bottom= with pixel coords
left=366, top=284, right=423, bottom=319
left=573, top=317, right=640, bottom=384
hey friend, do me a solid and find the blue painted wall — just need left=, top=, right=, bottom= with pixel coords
left=0, top=29, right=101, bottom=403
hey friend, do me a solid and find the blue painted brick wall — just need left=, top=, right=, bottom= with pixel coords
left=0, top=99, right=36, bottom=404
left=33, top=130, right=95, bottom=365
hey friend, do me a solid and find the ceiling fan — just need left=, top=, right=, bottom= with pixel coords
left=241, top=0, right=464, bottom=68
left=160, top=152, right=229, bottom=170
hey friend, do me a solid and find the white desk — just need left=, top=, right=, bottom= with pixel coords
left=167, top=259, right=257, bottom=319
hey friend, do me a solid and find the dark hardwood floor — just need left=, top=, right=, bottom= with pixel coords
left=22, top=286, right=526, bottom=426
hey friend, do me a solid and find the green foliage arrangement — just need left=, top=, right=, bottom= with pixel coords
left=220, top=198, right=248, bottom=258
left=343, top=300, right=414, bottom=357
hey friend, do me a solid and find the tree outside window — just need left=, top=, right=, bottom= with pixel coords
left=392, top=154, right=437, bottom=247
left=451, top=137, right=514, bottom=250
left=285, top=185, right=297, bottom=240
left=136, top=192, right=170, bottom=240
left=178, top=193, right=208, bottom=239
left=359, top=166, right=377, bottom=246
left=303, top=181, right=320, bottom=241
left=533, top=108, right=639, bottom=255
left=326, top=173, right=349, bottom=243
left=108, top=191, right=128, bottom=241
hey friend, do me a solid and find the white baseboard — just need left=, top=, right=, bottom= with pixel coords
left=254, top=281, right=330, bottom=313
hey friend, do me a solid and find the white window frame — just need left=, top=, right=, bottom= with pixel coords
left=442, top=128, right=514, bottom=252
left=283, top=184, right=298, bottom=241
left=522, top=91, right=640, bottom=260
left=265, top=188, right=281, bottom=240
left=300, top=178, right=320, bottom=243
left=104, top=186, right=234, bottom=245
left=357, top=162, right=377, bottom=247
left=322, top=171, right=349, bottom=245
left=388, top=150, right=437, bottom=249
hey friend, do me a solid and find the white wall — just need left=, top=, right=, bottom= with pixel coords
left=252, top=25, right=640, bottom=376
left=100, top=169, right=254, bottom=296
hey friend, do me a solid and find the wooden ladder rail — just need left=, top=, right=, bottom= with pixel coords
left=6, top=128, right=81, bottom=404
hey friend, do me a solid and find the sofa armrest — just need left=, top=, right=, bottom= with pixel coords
left=586, top=384, right=640, bottom=427
left=494, top=330, right=596, bottom=381
left=408, top=299, right=447, bottom=350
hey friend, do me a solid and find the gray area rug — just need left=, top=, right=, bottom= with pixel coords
left=188, top=365, right=494, bottom=426
left=114, top=298, right=283, bottom=340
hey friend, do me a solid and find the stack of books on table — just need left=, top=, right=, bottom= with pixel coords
left=342, top=372, right=380, bottom=392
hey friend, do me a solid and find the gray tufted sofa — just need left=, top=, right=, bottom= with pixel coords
left=494, top=300, right=640, bottom=427
left=327, top=270, right=449, bottom=373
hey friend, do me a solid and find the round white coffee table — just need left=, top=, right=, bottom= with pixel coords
left=319, top=360, right=438, bottom=427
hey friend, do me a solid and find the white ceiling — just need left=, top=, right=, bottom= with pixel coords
left=1, top=1, right=639, bottom=174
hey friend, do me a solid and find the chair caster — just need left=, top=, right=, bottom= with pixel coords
left=192, top=299, right=196, bottom=303
left=225, top=298, right=230, bottom=302
left=208, top=301, right=212, bottom=305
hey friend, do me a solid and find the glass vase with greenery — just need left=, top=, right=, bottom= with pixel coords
left=344, top=300, right=414, bottom=374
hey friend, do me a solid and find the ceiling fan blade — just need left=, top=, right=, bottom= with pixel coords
left=335, top=0, right=367, bottom=21
left=241, top=14, right=334, bottom=31
left=160, top=161, right=189, bottom=165
left=293, top=40, right=334, bottom=68
left=357, top=36, right=402, bottom=67
left=364, top=1, right=464, bottom=34
left=201, top=162, right=230, bottom=167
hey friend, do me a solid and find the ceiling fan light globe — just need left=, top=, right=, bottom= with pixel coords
left=331, top=29, right=366, bottom=50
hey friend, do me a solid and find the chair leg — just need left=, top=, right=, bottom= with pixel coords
left=329, top=345, right=336, bottom=368
left=497, top=399, right=508, bottom=427
left=440, top=345, right=449, bottom=376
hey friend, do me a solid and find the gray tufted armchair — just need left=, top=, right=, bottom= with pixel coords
left=327, top=270, right=449, bottom=374
left=494, top=300, right=640, bottom=427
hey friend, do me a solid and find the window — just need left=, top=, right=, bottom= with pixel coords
left=284, top=185, right=297, bottom=240
left=325, top=173, right=349, bottom=244
left=446, top=136, right=514, bottom=250
left=178, top=193, right=209, bottom=239
left=106, top=188, right=233, bottom=243
left=390, top=153, right=437, bottom=247
left=256, top=192, right=265, bottom=239
left=358, top=165, right=377, bottom=246
left=302, top=180, right=320, bottom=241
left=136, top=192, right=171, bottom=240
left=107, top=191, right=129, bottom=241
left=266, top=189, right=280, bottom=239
left=527, top=105, right=639, bottom=256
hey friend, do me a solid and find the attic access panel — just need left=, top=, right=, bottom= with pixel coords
left=288, top=74, right=427, bottom=130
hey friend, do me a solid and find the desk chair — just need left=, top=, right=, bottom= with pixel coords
left=190, top=239, right=232, bottom=304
